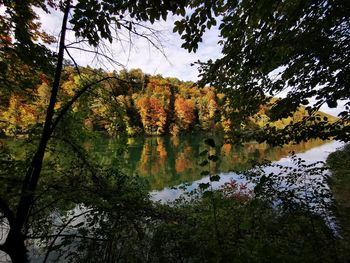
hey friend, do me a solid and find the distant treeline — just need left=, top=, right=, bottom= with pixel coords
left=0, top=66, right=337, bottom=137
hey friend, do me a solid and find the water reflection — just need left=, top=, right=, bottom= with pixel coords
left=89, top=135, right=330, bottom=190
left=152, top=140, right=344, bottom=203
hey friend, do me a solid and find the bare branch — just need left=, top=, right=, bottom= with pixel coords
left=0, top=197, right=15, bottom=228
left=26, top=233, right=107, bottom=242
left=31, top=197, right=61, bottom=217
left=64, top=46, right=81, bottom=76
left=51, top=135, right=97, bottom=176
left=50, top=76, right=117, bottom=134
left=65, top=39, right=90, bottom=47
left=65, top=46, right=124, bottom=68
left=42, top=209, right=95, bottom=263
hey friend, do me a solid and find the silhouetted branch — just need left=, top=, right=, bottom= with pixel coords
left=64, top=46, right=81, bottom=76
left=50, top=76, right=115, bottom=133
left=65, top=46, right=124, bottom=68
left=42, top=209, right=95, bottom=263
left=27, top=233, right=107, bottom=242
left=0, top=197, right=15, bottom=228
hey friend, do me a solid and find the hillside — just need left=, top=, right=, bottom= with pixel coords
left=0, top=67, right=338, bottom=138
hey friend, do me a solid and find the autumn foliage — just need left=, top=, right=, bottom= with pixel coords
left=0, top=67, right=337, bottom=138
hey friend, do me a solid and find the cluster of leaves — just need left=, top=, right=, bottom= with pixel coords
left=327, top=144, right=350, bottom=245
left=70, top=0, right=188, bottom=46
left=175, top=0, right=350, bottom=143
left=150, top=183, right=343, bottom=262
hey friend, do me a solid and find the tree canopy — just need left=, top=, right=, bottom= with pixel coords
left=174, top=0, right=350, bottom=143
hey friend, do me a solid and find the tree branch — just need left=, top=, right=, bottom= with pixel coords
left=49, top=76, right=118, bottom=133
left=0, top=197, right=15, bottom=228
left=65, top=46, right=124, bottom=68
left=42, top=209, right=95, bottom=263
left=26, top=233, right=107, bottom=242
left=64, top=46, right=81, bottom=76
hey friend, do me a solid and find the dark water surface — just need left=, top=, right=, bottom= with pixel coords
left=86, top=134, right=337, bottom=191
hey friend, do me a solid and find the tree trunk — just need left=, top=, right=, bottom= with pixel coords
left=15, top=0, right=71, bottom=228
left=2, top=227, right=28, bottom=263
left=1, top=1, right=71, bottom=262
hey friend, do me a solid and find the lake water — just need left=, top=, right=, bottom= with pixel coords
left=0, top=136, right=343, bottom=262
left=86, top=135, right=343, bottom=200
left=152, top=139, right=344, bottom=203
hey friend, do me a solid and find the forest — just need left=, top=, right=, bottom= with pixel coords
left=0, top=66, right=337, bottom=138
left=0, top=0, right=349, bottom=262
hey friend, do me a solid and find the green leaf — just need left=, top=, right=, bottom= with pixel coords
left=199, top=149, right=208, bottom=156
left=204, top=138, right=215, bottom=147
left=208, top=155, right=218, bottom=162
left=199, top=183, right=210, bottom=190
left=239, top=222, right=251, bottom=230
left=200, top=170, right=210, bottom=176
left=202, top=190, right=212, bottom=198
left=210, top=174, right=220, bottom=182
left=199, top=160, right=209, bottom=166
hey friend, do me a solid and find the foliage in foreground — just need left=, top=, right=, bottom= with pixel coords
left=59, top=153, right=348, bottom=263
left=34, top=177, right=348, bottom=263
left=1, top=131, right=348, bottom=262
left=327, top=144, right=350, bottom=242
left=175, top=0, right=350, bottom=143
left=1, top=153, right=344, bottom=262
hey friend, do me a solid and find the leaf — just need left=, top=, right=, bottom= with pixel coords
left=239, top=222, right=251, bottom=230
left=204, top=138, right=215, bottom=147
left=199, top=183, right=210, bottom=190
left=210, top=174, right=220, bottom=182
left=202, top=190, right=212, bottom=198
left=326, top=100, right=337, bottom=108
left=208, top=155, right=218, bottom=162
left=200, top=170, right=210, bottom=176
left=199, top=160, right=209, bottom=166
left=199, top=149, right=208, bottom=156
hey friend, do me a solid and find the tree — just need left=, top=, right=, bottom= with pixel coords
left=174, top=97, right=196, bottom=132
left=137, top=97, right=167, bottom=135
left=196, top=88, right=218, bottom=131
left=0, top=0, right=188, bottom=261
left=174, top=0, right=350, bottom=144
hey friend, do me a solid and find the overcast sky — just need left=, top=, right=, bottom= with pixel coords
left=35, top=7, right=346, bottom=117
left=38, top=7, right=221, bottom=82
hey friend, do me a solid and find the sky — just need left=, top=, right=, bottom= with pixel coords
left=38, top=7, right=222, bottom=82
left=34, top=6, right=347, bottom=117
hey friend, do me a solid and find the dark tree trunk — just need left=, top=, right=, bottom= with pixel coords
left=0, top=1, right=71, bottom=262
left=2, top=227, right=28, bottom=263
left=15, top=0, right=71, bottom=228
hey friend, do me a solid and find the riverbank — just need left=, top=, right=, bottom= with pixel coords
left=327, top=144, right=350, bottom=240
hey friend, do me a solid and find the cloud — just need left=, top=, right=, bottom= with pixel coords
left=36, top=7, right=347, bottom=116
left=36, top=8, right=221, bottom=82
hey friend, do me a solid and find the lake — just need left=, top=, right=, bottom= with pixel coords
left=85, top=134, right=343, bottom=198
left=0, top=135, right=344, bottom=262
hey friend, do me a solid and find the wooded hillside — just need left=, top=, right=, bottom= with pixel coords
left=0, top=67, right=338, bottom=138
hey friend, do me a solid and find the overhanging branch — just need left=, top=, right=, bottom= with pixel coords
left=0, top=197, right=15, bottom=228
left=49, top=76, right=116, bottom=134
left=49, top=75, right=133, bottom=134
